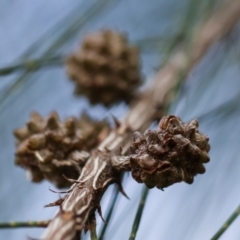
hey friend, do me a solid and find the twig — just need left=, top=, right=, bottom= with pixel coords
left=0, top=56, right=63, bottom=76
left=0, top=220, right=50, bottom=229
left=90, top=228, right=98, bottom=240
left=99, top=186, right=120, bottom=240
left=189, top=0, right=240, bottom=68
left=210, top=205, right=240, bottom=240
left=128, top=187, right=149, bottom=240
left=42, top=1, right=240, bottom=239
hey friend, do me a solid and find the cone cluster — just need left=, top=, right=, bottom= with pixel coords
left=66, top=30, right=142, bottom=106
left=130, top=115, right=210, bottom=189
left=14, top=112, right=109, bottom=188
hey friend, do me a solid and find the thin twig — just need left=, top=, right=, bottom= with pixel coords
left=90, top=228, right=98, bottom=240
left=128, top=187, right=149, bottom=240
left=210, top=205, right=240, bottom=240
left=99, top=187, right=120, bottom=240
left=0, top=220, right=50, bottom=229
left=0, top=56, right=63, bottom=76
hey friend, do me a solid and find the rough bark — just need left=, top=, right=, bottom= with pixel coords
left=42, top=0, right=240, bottom=239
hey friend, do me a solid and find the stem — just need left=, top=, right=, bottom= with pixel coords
left=99, top=186, right=120, bottom=240
left=0, top=56, right=63, bottom=76
left=90, top=228, right=98, bottom=240
left=210, top=205, right=240, bottom=240
left=128, top=187, right=149, bottom=240
left=0, top=220, right=50, bottom=229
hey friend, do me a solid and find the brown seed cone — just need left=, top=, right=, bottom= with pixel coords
left=14, top=112, right=109, bottom=188
left=130, top=115, right=210, bottom=189
left=66, top=29, right=142, bottom=106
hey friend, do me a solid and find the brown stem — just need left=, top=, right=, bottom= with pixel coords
left=42, top=1, right=240, bottom=239
left=43, top=151, right=130, bottom=240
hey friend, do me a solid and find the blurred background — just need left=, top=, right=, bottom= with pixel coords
left=0, top=0, right=240, bottom=239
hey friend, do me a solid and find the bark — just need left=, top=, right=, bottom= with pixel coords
left=42, top=0, right=240, bottom=239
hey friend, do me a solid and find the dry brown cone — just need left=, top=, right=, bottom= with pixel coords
left=13, top=111, right=109, bottom=188
left=130, top=115, right=210, bottom=189
left=66, top=29, right=142, bottom=106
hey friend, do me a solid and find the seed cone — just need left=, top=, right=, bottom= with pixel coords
left=14, top=112, right=109, bottom=188
left=66, top=29, right=142, bottom=106
left=130, top=115, right=210, bottom=189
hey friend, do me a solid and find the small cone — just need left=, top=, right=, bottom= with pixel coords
left=130, top=115, right=210, bottom=189
left=14, top=112, right=109, bottom=188
left=66, top=30, right=142, bottom=106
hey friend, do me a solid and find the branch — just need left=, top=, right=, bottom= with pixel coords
left=99, top=186, right=120, bottom=240
left=210, top=204, right=240, bottom=240
left=190, top=0, right=240, bottom=68
left=0, top=56, right=63, bottom=76
left=0, top=220, right=50, bottom=229
left=128, top=187, right=149, bottom=240
left=42, top=1, right=240, bottom=239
